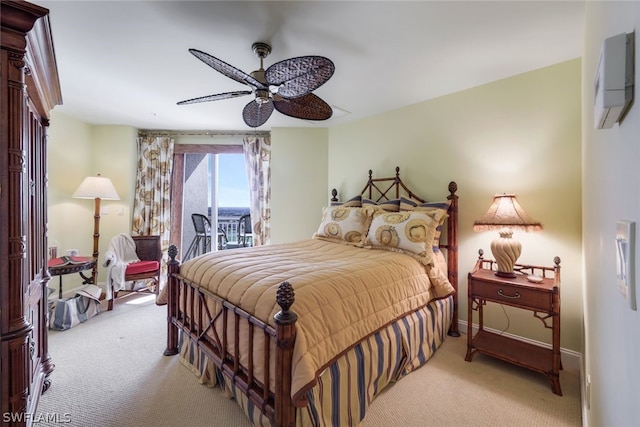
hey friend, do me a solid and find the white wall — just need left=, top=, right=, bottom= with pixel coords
left=582, top=2, right=640, bottom=426
left=328, top=60, right=583, bottom=353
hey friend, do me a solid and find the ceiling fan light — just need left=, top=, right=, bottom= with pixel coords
left=255, top=89, right=270, bottom=104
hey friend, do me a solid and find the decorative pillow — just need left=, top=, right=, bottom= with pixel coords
left=313, top=206, right=370, bottom=245
left=364, top=210, right=445, bottom=265
left=330, top=195, right=362, bottom=207
left=399, top=197, right=451, bottom=213
left=399, top=196, right=451, bottom=252
left=361, top=198, right=401, bottom=212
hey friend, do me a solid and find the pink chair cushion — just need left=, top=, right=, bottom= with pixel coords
left=125, top=260, right=159, bottom=275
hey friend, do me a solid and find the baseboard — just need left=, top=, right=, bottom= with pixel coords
left=458, top=319, right=582, bottom=374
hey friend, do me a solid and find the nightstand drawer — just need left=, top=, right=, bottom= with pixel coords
left=471, top=280, right=552, bottom=311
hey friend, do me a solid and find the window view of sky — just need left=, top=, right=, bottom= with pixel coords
left=216, top=154, right=250, bottom=208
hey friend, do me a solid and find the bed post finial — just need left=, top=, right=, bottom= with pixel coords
left=168, top=244, right=178, bottom=262
left=395, top=166, right=400, bottom=176
left=274, top=281, right=297, bottom=427
left=448, top=181, right=458, bottom=195
left=331, top=188, right=338, bottom=203
left=275, top=281, right=297, bottom=322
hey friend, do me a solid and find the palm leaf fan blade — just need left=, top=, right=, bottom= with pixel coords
left=177, top=90, right=253, bottom=105
left=188, top=49, right=266, bottom=89
left=266, top=56, right=335, bottom=98
left=274, top=93, right=332, bottom=120
left=242, top=100, right=275, bottom=128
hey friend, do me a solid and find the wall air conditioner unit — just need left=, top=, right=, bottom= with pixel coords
left=594, top=32, right=635, bottom=129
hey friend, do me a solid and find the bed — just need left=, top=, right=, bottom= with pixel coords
left=164, top=167, right=459, bottom=426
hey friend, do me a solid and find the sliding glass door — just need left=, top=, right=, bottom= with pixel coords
left=171, top=144, right=249, bottom=259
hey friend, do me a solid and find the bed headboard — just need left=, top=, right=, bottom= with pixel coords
left=331, top=166, right=459, bottom=337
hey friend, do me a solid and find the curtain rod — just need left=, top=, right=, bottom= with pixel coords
left=138, top=130, right=270, bottom=138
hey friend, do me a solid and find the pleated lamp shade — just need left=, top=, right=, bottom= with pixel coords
left=473, top=194, right=542, bottom=277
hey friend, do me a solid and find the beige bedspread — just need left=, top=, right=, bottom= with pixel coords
left=178, top=238, right=454, bottom=402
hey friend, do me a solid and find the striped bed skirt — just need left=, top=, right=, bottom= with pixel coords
left=179, top=295, right=454, bottom=426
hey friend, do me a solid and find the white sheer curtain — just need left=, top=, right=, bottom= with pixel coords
left=242, top=135, right=271, bottom=246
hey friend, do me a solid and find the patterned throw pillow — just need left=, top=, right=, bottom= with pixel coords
left=314, top=206, right=370, bottom=245
left=330, top=195, right=362, bottom=207
left=364, top=210, right=445, bottom=265
left=361, top=198, right=401, bottom=212
left=399, top=197, right=451, bottom=252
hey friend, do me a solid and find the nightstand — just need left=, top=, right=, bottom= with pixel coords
left=465, top=250, right=562, bottom=395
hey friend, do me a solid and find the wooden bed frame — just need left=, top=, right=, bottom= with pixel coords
left=164, top=167, right=459, bottom=427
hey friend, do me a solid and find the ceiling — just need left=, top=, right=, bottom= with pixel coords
left=37, top=1, right=585, bottom=132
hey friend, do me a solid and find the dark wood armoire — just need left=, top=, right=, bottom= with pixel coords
left=1, top=1, right=62, bottom=425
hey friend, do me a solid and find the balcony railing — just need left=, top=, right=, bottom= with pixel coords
left=183, top=211, right=251, bottom=261
left=218, top=216, right=240, bottom=246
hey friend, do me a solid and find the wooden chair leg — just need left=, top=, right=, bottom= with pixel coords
left=108, top=290, right=118, bottom=311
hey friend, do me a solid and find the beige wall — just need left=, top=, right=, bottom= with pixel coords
left=48, top=111, right=137, bottom=294
left=48, top=112, right=94, bottom=294
left=583, top=3, right=640, bottom=426
left=270, top=127, right=329, bottom=244
left=328, top=59, right=583, bottom=353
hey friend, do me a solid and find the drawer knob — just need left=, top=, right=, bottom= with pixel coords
left=498, top=289, right=521, bottom=299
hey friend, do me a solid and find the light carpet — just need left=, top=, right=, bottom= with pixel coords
left=36, top=294, right=582, bottom=426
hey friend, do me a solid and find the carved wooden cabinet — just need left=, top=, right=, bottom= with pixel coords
left=1, top=1, right=62, bottom=425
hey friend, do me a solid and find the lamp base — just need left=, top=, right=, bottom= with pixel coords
left=491, top=229, right=522, bottom=279
left=495, top=271, right=517, bottom=279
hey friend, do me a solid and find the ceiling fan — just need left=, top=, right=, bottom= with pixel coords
left=177, top=42, right=335, bottom=128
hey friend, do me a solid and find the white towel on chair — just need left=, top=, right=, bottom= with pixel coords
left=103, top=234, right=140, bottom=300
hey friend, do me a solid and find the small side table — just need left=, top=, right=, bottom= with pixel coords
left=465, top=251, right=562, bottom=395
left=48, top=256, right=97, bottom=299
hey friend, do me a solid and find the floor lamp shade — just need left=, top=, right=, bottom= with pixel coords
left=72, top=175, right=120, bottom=200
left=473, top=194, right=542, bottom=277
left=72, top=174, right=120, bottom=285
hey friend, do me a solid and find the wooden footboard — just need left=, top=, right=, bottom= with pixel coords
left=164, top=245, right=298, bottom=426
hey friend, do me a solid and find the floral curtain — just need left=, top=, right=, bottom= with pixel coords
left=243, top=135, right=271, bottom=246
left=131, top=136, right=174, bottom=290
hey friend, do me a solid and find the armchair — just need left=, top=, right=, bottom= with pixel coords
left=106, top=235, right=161, bottom=311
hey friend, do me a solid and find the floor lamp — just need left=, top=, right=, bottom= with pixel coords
left=72, top=174, right=120, bottom=285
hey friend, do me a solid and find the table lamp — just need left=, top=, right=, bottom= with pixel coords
left=72, top=174, right=120, bottom=284
left=473, top=193, right=542, bottom=278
